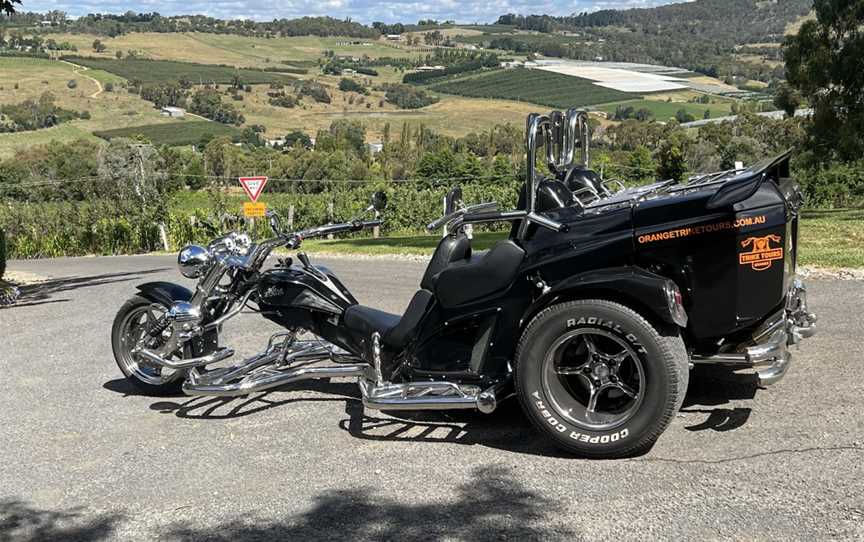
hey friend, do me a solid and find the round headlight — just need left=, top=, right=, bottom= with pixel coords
left=177, top=245, right=211, bottom=279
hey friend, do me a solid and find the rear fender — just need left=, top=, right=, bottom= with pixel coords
left=135, top=281, right=193, bottom=307
left=521, top=267, right=686, bottom=330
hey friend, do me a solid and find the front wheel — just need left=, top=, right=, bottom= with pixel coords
left=111, top=295, right=185, bottom=395
left=515, top=299, right=689, bottom=458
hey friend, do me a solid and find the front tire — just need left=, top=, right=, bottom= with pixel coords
left=515, top=299, right=688, bottom=458
left=111, top=295, right=185, bottom=395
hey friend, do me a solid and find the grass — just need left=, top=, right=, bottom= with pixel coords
left=798, top=209, right=864, bottom=268
left=302, top=209, right=864, bottom=269
left=234, top=80, right=544, bottom=142
left=93, top=121, right=242, bottom=146
left=0, top=57, right=172, bottom=158
left=47, top=32, right=425, bottom=69
left=61, top=57, right=297, bottom=85
left=599, top=98, right=733, bottom=120
left=431, top=68, right=634, bottom=109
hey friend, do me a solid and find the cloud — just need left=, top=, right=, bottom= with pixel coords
left=21, top=0, right=683, bottom=24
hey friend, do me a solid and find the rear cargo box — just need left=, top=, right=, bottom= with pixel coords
left=633, top=154, right=796, bottom=341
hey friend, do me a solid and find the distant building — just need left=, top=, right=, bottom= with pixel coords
left=40, top=21, right=53, bottom=27
left=161, top=106, right=186, bottom=118
left=385, top=34, right=402, bottom=41
left=367, top=142, right=384, bottom=155
left=415, top=65, right=445, bottom=72
left=265, top=138, right=286, bottom=148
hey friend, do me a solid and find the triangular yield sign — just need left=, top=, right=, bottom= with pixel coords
left=238, top=176, right=268, bottom=202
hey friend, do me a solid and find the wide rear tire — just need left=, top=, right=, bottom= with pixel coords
left=515, top=299, right=688, bottom=458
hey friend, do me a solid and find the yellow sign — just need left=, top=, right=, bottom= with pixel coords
left=243, top=202, right=267, bottom=218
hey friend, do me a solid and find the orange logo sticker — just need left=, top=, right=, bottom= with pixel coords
left=739, top=235, right=783, bottom=271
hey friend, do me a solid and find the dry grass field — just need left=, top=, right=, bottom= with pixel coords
left=1, top=32, right=758, bottom=155
left=47, top=32, right=427, bottom=69
left=236, top=80, right=542, bottom=140
left=0, top=57, right=173, bottom=158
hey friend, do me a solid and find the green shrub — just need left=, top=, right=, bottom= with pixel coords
left=0, top=182, right=523, bottom=259
left=381, top=84, right=438, bottom=109
left=798, top=161, right=864, bottom=208
left=338, top=78, right=367, bottom=94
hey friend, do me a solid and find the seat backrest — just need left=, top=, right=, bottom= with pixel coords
left=434, top=240, right=526, bottom=308
left=565, top=167, right=606, bottom=199
left=420, top=233, right=472, bottom=290
left=536, top=178, right=574, bottom=212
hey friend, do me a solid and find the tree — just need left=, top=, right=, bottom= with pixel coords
left=627, top=145, right=656, bottom=184
left=772, top=83, right=801, bottom=118
left=656, top=140, right=687, bottom=182
left=1, top=0, right=21, bottom=15
left=675, top=108, right=696, bottom=124
left=92, top=39, right=107, bottom=53
left=115, top=50, right=124, bottom=59
left=784, top=0, right=864, bottom=161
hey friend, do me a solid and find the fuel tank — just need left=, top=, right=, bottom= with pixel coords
left=256, top=264, right=357, bottom=315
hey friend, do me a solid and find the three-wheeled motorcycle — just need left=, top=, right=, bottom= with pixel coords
left=112, top=108, right=816, bottom=457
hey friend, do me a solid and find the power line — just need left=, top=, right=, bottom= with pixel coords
left=0, top=171, right=522, bottom=192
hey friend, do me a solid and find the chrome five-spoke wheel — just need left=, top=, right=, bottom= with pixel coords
left=116, top=302, right=180, bottom=386
left=542, top=329, right=645, bottom=431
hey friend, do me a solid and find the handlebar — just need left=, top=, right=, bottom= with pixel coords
left=283, top=219, right=382, bottom=249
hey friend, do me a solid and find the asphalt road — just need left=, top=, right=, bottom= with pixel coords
left=2, top=255, right=862, bottom=541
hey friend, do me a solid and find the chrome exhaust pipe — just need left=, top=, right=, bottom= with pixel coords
left=136, top=346, right=234, bottom=370
left=359, top=380, right=504, bottom=414
left=183, top=364, right=368, bottom=397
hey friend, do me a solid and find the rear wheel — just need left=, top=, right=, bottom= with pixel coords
left=111, top=295, right=184, bottom=395
left=515, top=299, right=688, bottom=458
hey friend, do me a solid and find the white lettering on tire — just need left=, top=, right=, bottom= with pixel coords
left=532, top=391, right=629, bottom=445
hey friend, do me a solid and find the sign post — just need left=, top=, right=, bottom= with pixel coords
left=239, top=176, right=268, bottom=218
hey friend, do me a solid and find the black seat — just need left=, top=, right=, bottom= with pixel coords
left=536, top=178, right=574, bottom=212
left=565, top=167, right=607, bottom=200
left=420, top=233, right=471, bottom=290
left=342, top=236, right=525, bottom=348
left=343, top=289, right=434, bottom=349
left=434, top=240, right=525, bottom=308
left=343, top=234, right=471, bottom=349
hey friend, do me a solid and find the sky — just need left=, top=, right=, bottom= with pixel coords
left=20, top=1, right=685, bottom=25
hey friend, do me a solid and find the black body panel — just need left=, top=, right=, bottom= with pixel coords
left=633, top=178, right=790, bottom=341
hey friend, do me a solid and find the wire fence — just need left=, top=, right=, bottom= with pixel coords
left=0, top=161, right=675, bottom=194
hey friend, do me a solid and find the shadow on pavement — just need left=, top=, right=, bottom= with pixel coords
left=0, top=498, right=122, bottom=542
left=2, top=467, right=574, bottom=541
left=681, top=407, right=752, bottom=432
left=680, top=365, right=759, bottom=432
left=14, top=268, right=168, bottom=306
left=163, top=464, right=574, bottom=541
left=102, top=363, right=762, bottom=456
